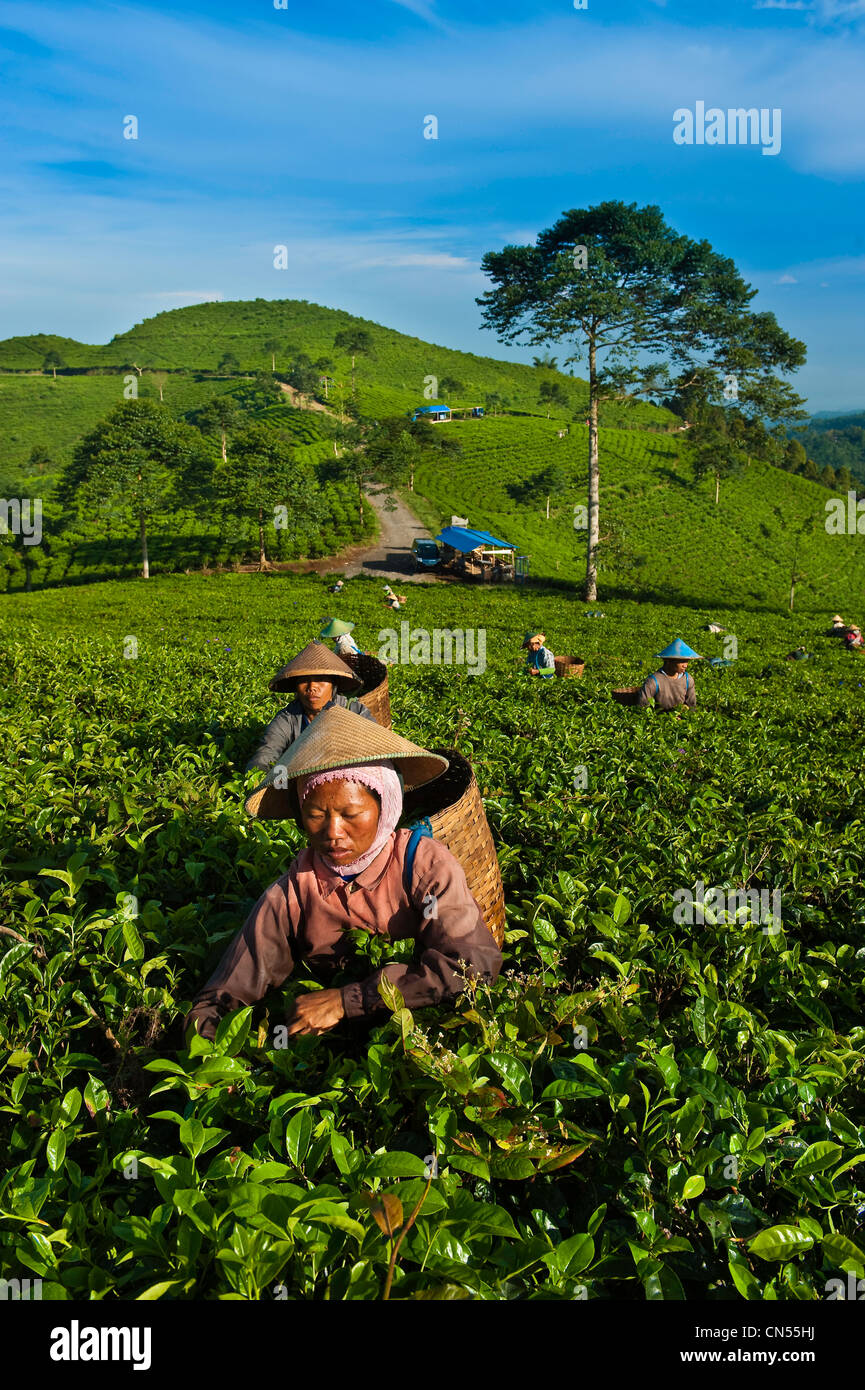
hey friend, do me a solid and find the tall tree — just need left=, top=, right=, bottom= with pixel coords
left=264, top=338, right=281, bottom=372
left=287, top=354, right=320, bottom=402
left=532, top=352, right=558, bottom=369
left=42, top=350, right=65, bottom=379
left=333, top=329, right=374, bottom=395
left=217, top=424, right=319, bottom=568
left=784, top=438, right=808, bottom=474
left=439, top=376, right=463, bottom=401
left=218, top=351, right=240, bottom=374
left=58, top=399, right=210, bottom=579
left=772, top=506, right=816, bottom=611
left=538, top=380, right=569, bottom=418
left=189, top=395, right=242, bottom=462
left=362, top=415, right=462, bottom=498
left=28, top=444, right=51, bottom=477
left=690, top=408, right=747, bottom=505
left=820, top=463, right=837, bottom=489
left=149, top=371, right=169, bottom=402
left=477, top=201, right=807, bottom=599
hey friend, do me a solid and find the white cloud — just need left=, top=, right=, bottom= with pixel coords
left=777, top=273, right=799, bottom=282
left=357, top=253, right=475, bottom=270
left=385, top=0, right=449, bottom=28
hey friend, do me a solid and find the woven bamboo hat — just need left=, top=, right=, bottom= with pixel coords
left=245, top=705, right=449, bottom=819
left=656, top=638, right=702, bottom=660
left=319, top=618, right=355, bottom=639
left=521, top=630, right=545, bottom=647
left=268, top=641, right=361, bottom=695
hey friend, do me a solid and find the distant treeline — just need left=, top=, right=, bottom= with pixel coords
left=790, top=415, right=865, bottom=489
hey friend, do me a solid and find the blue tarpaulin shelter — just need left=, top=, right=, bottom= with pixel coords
left=435, top=526, right=514, bottom=553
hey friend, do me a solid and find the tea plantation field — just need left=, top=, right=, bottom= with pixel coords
left=410, top=416, right=865, bottom=608
left=1, top=573, right=864, bottom=1300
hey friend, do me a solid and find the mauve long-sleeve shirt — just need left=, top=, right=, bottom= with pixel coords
left=184, top=828, right=503, bottom=1040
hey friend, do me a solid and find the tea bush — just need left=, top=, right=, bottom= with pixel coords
left=0, top=574, right=863, bottom=1299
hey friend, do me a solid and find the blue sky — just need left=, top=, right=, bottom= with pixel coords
left=2, top=0, right=865, bottom=411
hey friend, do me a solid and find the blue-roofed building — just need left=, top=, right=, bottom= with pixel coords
left=410, top=403, right=451, bottom=422
left=435, top=524, right=520, bottom=582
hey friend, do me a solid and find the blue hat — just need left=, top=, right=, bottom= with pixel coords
left=656, top=639, right=702, bottom=660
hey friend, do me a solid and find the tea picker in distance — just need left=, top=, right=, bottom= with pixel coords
left=522, top=630, right=555, bottom=678
left=845, top=625, right=864, bottom=650
left=637, top=639, right=701, bottom=710
left=245, top=642, right=375, bottom=771
left=319, top=617, right=364, bottom=659
left=186, top=708, right=503, bottom=1041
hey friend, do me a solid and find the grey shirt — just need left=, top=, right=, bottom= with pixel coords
left=637, top=669, right=697, bottom=710
left=246, top=694, right=376, bottom=770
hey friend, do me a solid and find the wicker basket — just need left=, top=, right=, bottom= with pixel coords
left=402, top=748, right=506, bottom=947
left=342, top=652, right=391, bottom=728
left=555, top=654, right=585, bottom=679
left=612, top=686, right=641, bottom=706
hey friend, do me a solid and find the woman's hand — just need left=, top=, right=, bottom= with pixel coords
left=286, top=988, right=345, bottom=1036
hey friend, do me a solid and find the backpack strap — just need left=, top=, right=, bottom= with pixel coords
left=652, top=674, right=661, bottom=697
left=685, top=672, right=691, bottom=694
left=403, top=819, right=433, bottom=896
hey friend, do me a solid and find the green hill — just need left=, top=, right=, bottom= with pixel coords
left=0, top=296, right=674, bottom=440
left=408, top=415, right=865, bottom=610
left=1, top=297, right=860, bottom=612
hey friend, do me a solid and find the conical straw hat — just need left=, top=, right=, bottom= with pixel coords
left=319, top=618, right=355, bottom=639
left=656, top=638, right=702, bottom=660
left=268, top=641, right=361, bottom=694
left=245, top=705, right=449, bottom=819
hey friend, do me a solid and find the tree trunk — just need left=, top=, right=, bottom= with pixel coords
left=139, top=512, right=150, bottom=579
left=715, top=471, right=720, bottom=506
left=546, top=495, right=550, bottom=519
left=789, top=579, right=795, bottom=611
left=585, top=338, right=600, bottom=601
left=221, top=430, right=227, bottom=463
left=410, top=469, right=414, bottom=492
left=358, top=482, right=364, bottom=523
left=271, top=353, right=276, bottom=371
left=258, top=507, right=267, bottom=569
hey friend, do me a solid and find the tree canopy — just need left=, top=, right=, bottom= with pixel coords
left=477, top=200, right=807, bottom=598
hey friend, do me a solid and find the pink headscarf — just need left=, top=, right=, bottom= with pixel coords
left=297, top=758, right=403, bottom=876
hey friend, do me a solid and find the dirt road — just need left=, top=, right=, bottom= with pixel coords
left=341, top=488, right=439, bottom=582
